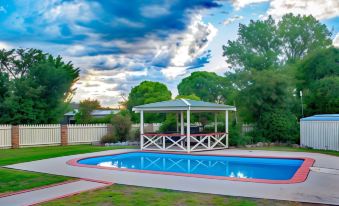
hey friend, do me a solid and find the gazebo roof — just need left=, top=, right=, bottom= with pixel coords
left=132, top=99, right=236, bottom=112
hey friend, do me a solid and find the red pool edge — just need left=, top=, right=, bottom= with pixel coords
left=66, top=151, right=315, bottom=184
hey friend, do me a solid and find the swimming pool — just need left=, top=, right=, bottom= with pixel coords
left=69, top=152, right=314, bottom=184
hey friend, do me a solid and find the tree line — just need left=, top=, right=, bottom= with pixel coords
left=0, top=13, right=337, bottom=145
left=0, top=49, right=79, bottom=124
left=125, top=14, right=338, bottom=144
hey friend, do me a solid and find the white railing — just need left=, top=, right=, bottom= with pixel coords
left=68, top=124, right=108, bottom=144
left=0, top=125, right=12, bottom=148
left=19, top=124, right=61, bottom=146
left=141, top=132, right=228, bottom=152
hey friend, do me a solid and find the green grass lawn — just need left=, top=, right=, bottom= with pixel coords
left=40, top=184, right=310, bottom=206
left=0, top=145, right=135, bottom=194
left=1, top=144, right=337, bottom=205
left=241, top=146, right=339, bottom=157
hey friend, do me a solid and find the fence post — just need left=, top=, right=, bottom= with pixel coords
left=61, top=125, right=68, bottom=146
left=11, top=125, right=20, bottom=149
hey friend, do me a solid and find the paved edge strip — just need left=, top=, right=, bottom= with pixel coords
left=67, top=150, right=315, bottom=184
left=0, top=179, right=79, bottom=198
left=0, top=179, right=113, bottom=206
left=28, top=179, right=113, bottom=206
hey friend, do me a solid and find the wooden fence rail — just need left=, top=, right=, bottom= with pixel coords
left=0, top=123, right=160, bottom=149
left=19, top=124, right=61, bottom=147
left=0, top=125, right=12, bottom=149
left=68, top=124, right=108, bottom=144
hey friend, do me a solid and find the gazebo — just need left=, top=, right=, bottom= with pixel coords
left=132, top=99, right=236, bottom=152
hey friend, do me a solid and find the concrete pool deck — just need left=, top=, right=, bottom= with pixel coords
left=4, top=149, right=339, bottom=205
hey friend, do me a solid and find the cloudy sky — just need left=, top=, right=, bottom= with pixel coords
left=0, top=0, right=338, bottom=107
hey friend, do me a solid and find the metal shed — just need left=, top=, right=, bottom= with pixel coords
left=300, top=114, right=339, bottom=151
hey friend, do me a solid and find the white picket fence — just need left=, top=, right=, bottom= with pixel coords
left=68, top=124, right=108, bottom=144
left=19, top=124, right=61, bottom=146
left=242, top=123, right=254, bottom=134
left=0, top=125, right=12, bottom=148
left=0, top=123, right=160, bottom=148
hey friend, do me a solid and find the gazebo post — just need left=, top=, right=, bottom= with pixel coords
left=186, top=109, right=190, bottom=152
left=176, top=113, right=179, bottom=132
left=225, top=110, right=229, bottom=148
left=180, top=111, right=184, bottom=134
left=180, top=111, right=184, bottom=147
left=140, top=110, right=144, bottom=150
left=214, top=113, right=217, bottom=132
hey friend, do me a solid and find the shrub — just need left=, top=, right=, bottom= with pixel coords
left=159, top=114, right=177, bottom=132
left=228, top=123, right=253, bottom=146
left=111, top=114, right=132, bottom=142
left=100, top=134, right=118, bottom=144
left=128, top=128, right=140, bottom=142
left=88, top=114, right=113, bottom=124
left=257, top=109, right=299, bottom=143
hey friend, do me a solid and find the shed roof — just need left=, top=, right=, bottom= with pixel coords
left=64, top=109, right=119, bottom=116
left=301, top=114, right=339, bottom=121
left=132, top=99, right=236, bottom=112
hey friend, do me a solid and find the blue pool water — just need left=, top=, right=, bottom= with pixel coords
left=78, top=152, right=303, bottom=180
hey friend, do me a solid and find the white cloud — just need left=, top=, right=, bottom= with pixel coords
left=0, top=42, right=12, bottom=50
left=171, top=15, right=217, bottom=67
left=161, top=66, right=187, bottom=80
left=230, top=0, right=339, bottom=20
left=141, top=5, right=170, bottom=18
left=222, top=15, right=244, bottom=25
left=230, top=0, right=268, bottom=10
left=115, top=18, right=144, bottom=28
left=267, top=0, right=339, bottom=20
left=1, top=2, right=218, bottom=107
left=42, top=1, right=98, bottom=23
left=333, top=33, right=339, bottom=48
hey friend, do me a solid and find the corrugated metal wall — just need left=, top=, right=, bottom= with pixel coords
left=301, top=121, right=339, bottom=151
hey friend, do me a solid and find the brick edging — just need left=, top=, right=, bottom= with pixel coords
left=67, top=151, right=315, bottom=184
left=28, top=179, right=113, bottom=206
left=0, top=179, right=79, bottom=198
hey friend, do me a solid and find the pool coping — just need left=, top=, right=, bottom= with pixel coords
left=66, top=151, right=315, bottom=184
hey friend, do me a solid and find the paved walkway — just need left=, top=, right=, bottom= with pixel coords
left=4, top=149, right=339, bottom=205
left=0, top=179, right=112, bottom=206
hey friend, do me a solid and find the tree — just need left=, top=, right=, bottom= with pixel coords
left=0, top=49, right=79, bottom=124
left=222, top=16, right=280, bottom=71
left=236, top=69, right=296, bottom=123
left=305, top=76, right=339, bottom=115
left=0, top=73, right=9, bottom=102
left=296, top=47, right=339, bottom=115
left=221, top=13, right=333, bottom=143
left=178, top=71, right=233, bottom=104
left=223, top=14, right=332, bottom=70
left=175, top=94, right=200, bottom=101
left=127, top=81, right=172, bottom=122
left=75, top=99, right=102, bottom=123
left=297, top=47, right=339, bottom=87
left=278, top=14, right=332, bottom=64
left=258, top=109, right=299, bottom=143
